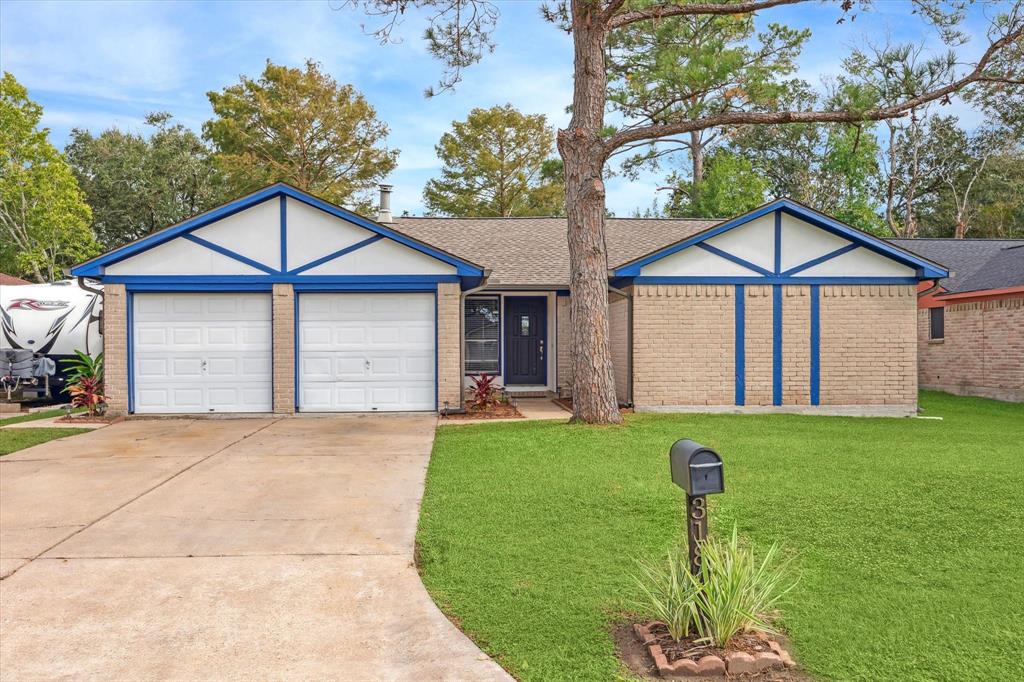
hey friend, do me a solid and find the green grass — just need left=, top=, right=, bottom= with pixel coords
left=417, top=392, right=1024, bottom=681
left=0, top=406, right=82, bottom=426
left=0, top=427, right=90, bottom=455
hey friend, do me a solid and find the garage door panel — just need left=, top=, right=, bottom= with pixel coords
left=298, top=293, right=435, bottom=412
left=133, top=293, right=272, bottom=414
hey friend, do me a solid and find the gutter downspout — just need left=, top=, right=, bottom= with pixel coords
left=455, top=270, right=492, bottom=412
left=919, top=278, right=943, bottom=299
left=608, top=283, right=633, bottom=408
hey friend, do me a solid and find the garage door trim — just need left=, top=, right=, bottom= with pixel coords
left=294, top=289, right=438, bottom=413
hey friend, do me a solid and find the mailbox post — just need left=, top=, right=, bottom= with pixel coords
left=669, top=440, right=725, bottom=575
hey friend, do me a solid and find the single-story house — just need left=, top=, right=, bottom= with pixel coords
left=71, top=183, right=947, bottom=417
left=890, top=238, right=1023, bottom=402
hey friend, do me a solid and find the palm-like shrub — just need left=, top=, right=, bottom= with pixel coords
left=62, top=351, right=105, bottom=417
left=467, top=373, right=500, bottom=410
left=633, top=525, right=795, bottom=648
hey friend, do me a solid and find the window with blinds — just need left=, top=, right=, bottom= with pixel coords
left=465, top=296, right=500, bottom=374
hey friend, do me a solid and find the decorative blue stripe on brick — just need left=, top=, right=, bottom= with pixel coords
left=735, top=285, right=745, bottom=406
left=774, top=210, right=782, bottom=274
left=697, top=242, right=774, bottom=277
left=772, top=285, right=782, bottom=406
left=126, top=292, right=135, bottom=414
left=781, top=242, right=859, bottom=276
left=293, top=289, right=300, bottom=411
left=810, top=284, right=820, bottom=405
left=182, top=233, right=279, bottom=275
left=279, top=196, right=287, bottom=273
left=287, top=235, right=384, bottom=275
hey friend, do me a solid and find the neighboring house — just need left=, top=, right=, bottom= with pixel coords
left=890, top=238, right=1024, bottom=402
left=71, top=183, right=946, bottom=417
left=1, top=273, right=32, bottom=286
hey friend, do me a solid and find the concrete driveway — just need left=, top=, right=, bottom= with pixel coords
left=0, top=416, right=511, bottom=681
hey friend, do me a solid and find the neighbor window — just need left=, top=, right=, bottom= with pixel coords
left=465, top=297, right=500, bottom=374
left=929, top=307, right=944, bottom=340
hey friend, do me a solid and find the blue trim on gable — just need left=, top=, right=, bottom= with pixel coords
left=696, top=243, right=774, bottom=277
left=103, top=275, right=460, bottom=286
left=181, top=233, right=280, bottom=275
left=810, top=284, right=820, bottom=406
left=288, top=235, right=383, bottom=275
left=126, top=291, right=135, bottom=414
left=774, top=210, right=782, bottom=274
left=71, top=183, right=485, bottom=278
left=772, top=285, right=782, bottom=407
left=280, top=196, right=287, bottom=273
left=735, top=285, right=745, bottom=406
left=781, top=243, right=860, bottom=276
left=611, top=198, right=948, bottom=279
left=631, top=276, right=919, bottom=286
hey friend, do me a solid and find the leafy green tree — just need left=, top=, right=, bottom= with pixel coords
left=424, top=105, right=564, bottom=216
left=204, top=59, right=398, bottom=210
left=66, top=112, right=223, bottom=249
left=0, top=72, right=97, bottom=282
left=664, top=148, right=767, bottom=218
left=607, top=7, right=808, bottom=205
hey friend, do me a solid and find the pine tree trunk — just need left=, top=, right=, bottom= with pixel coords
left=556, top=0, right=622, bottom=425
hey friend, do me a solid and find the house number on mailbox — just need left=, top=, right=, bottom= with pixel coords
left=668, top=439, right=724, bottom=575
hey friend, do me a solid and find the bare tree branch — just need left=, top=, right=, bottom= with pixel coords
left=608, top=0, right=808, bottom=29
left=602, top=21, right=1024, bottom=157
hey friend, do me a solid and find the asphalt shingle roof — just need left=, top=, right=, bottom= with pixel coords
left=889, top=238, right=1024, bottom=294
left=393, top=216, right=718, bottom=287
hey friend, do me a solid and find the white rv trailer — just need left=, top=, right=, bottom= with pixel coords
left=0, top=279, right=103, bottom=400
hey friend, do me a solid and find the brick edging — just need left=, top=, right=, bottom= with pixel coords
left=633, top=622, right=796, bottom=677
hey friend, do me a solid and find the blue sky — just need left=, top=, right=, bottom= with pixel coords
left=0, top=0, right=1001, bottom=216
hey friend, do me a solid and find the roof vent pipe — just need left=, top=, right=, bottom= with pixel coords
left=377, top=184, right=394, bottom=223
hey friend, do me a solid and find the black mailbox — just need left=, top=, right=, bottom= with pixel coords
left=669, top=439, right=724, bottom=496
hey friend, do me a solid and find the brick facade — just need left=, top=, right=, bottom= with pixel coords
left=632, top=285, right=735, bottom=407
left=101, top=284, right=129, bottom=415
left=818, top=285, right=917, bottom=406
left=630, top=283, right=917, bottom=411
left=556, top=295, right=572, bottom=396
left=609, top=292, right=631, bottom=404
left=437, top=282, right=462, bottom=409
left=917, top=295, right=1023, bottom=402
left=272, top=284, right=295, bottom=413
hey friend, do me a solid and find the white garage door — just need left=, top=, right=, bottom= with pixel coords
left=298, top=293, right=435, bottom=412
left=133, top=293, right=272, bottom=413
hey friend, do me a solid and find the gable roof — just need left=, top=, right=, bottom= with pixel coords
left=612, top=198, right=948, bottom=279
left=889, top=238, right=1024, bottom=294
left=71, top=183, right=486, bottom=278
left=394, top=216, right=718, bottom=287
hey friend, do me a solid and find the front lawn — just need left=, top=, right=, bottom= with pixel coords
left=417, top=392, right=1024, bottom=681
left=0, top=428, right=90, bottom=455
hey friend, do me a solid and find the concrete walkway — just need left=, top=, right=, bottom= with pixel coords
left=0, top=416, right=511, bottom=681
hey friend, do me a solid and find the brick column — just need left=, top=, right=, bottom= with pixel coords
left=272, top=283, right=296, bottom=414
left=102, top=284, right=129, bottom=415
left=436, top=282, right=462, bottom=410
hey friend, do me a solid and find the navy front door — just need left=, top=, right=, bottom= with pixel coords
left=505, top=297, right=546, bottom=384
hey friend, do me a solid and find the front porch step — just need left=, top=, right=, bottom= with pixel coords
left=504, top=386, right=553, bottom=399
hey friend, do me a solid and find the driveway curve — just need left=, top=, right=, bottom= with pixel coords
left=0, top=415, right=511, bottom=681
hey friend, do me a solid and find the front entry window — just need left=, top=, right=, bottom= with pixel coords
left=519, top=315, right=530, bottom=336
left=465, top=296, right=500, bottom=373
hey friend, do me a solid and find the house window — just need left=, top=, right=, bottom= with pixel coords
left=465, top=296, right=500, bottom=374
left=929, top=307, right=944, bottom=340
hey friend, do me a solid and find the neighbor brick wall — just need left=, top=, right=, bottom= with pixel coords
left=609, top=291, right=631, bottom=403
left=632, top=285, right=735, bottom=406
left=917, top=295, right=1023, bottom=402
left=102, top=284, right=129, bottom=415
left=556, top=295, right=572, bottom=396
left=272, top=283, right=295, bottom=414
left=819, top=284, right=917, bottom=406
left=437, top=282, right=462, bottom=409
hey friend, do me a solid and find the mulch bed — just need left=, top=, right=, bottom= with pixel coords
left=615, top=621, right=810, bottom=680
left=56, top=414, right=122, bottom=425
left=441, top=403, right=524, bottom=420
left=553, top=397, right=633, bottom=414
